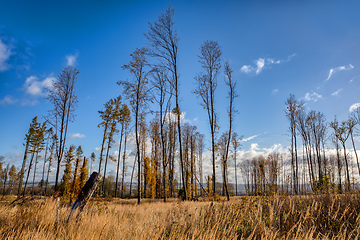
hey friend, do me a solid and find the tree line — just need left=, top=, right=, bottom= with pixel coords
left=1, top=6, right=359, bottom=202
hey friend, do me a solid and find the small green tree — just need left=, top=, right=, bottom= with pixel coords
left=60, top=146, right=75, bottom=197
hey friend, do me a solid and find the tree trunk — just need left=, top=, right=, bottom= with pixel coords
left=115, top=126, right=124, bottom=198
left=18, top=138, right=29, bottom=197
left=68, top=172, right=102, bottom=222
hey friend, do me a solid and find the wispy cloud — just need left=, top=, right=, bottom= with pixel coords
left=21, top=99, right=39, bottom=106
left=350, top=103, right=360, bottom=112
left=0, top=95, right=17, bottom=105
left=272, top=89, right=279, bottom=95
left=304, top=92, right=322, bottom=102
left=326, top=64, right=354, bottom=81
left=69, top=133, right=86, bottom=140
left=0, top=38, right=13, bottom=72
left=240, top=54, right=296, bottom=75
left=23, top=75, right=55, bottom=96
left=241, top=134, right=260, bottom=142
left=331, top=88, right=343, bottom=96
left=66, top=53, right=78, bottom=66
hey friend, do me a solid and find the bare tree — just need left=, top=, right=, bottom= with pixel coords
left=223, top=61, right=238, bottom=200
left=115, top=104, right=131, bottom=198
left=46, top=66, right=79, bottom=191
left=194, top=40, right=221, bottom=197
left=151, top=68, right=173, bottom=202
left=331, top=118, right=351, bottom=191
left=285, top=94, right=302, bottom=194
left=347, top=116, right=359, bottom=177
left=231, top=132, right=241, bottom=196
left=118, top=47, right=151, bottom=204
left=145, top=6, right=187, bottom=200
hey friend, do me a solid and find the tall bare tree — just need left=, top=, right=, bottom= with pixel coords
left=194, top=40, right=222, bottom=197
left=151, top=68, right=173, bottom=202
left=331, top=118, right=351, bottom=191
left=347, top=116, right=359, bottom=177
left=145, top=6, right=187, bottom=200
left=46, top=66, right=79, bottom=191
left=115, top=104, right=131, bottom=198
left=223, top=61, right=238, bottom=200
left=118, top=47, right=151, bottom=204
left=285, top=94, right=302, bottom=194
left=231, top=132, right=241, bottom=196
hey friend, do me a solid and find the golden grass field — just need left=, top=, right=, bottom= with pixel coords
left=1, top=194, right=360, bottom=239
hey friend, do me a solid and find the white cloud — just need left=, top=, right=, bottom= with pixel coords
left=94, top=147, right=101, bottom=152
left=0, top=38, right=12, bottom=72
left=69, top=133, right=86, bottom=140
left=326, top=64, right=354, bottom=81
left=241, top=134, right=260, bottom=142
left=349, top=103, right=360, bottom=112
left=23, top=75, right=55, bottom=96
left=255, top=58, right=265, bottom=74
left=240, top=65, right=253, bottom=73
left=304, top=92, right=322, bottom=102
left=240, top=53, right=296, bottom=75
left=0, top=95, right=17, bottom=105
left=331, top=88, right=343, bottom=96
left=66, top=53, right=78, bottom=66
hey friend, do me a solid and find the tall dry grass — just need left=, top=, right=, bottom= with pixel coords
left=1, top=194, right=360, bottom=239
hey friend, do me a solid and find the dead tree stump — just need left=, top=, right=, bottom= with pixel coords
left=68, top=172, right=102, bottom=221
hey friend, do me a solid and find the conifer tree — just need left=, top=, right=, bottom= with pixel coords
left=102, top=96, right=122, bottom=193
left=8, top=165, right=18, bottom=195
left=60, top=146, right=75, bottom=197
left=71, top=145, right=83, bottom=200
left=23, top=117, right=46, bottom=195
left=80, top=156, right=89, bottom=189
left=18, top=121, right=33, bottom=196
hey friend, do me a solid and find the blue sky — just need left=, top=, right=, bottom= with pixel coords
left=1, top=0, right=360, bottom=182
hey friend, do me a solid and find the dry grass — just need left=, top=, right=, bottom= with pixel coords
left=1, top=194, right=360, bottom=239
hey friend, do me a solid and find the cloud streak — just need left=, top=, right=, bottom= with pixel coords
left=326, top=64, right=354, bottom=81
left=241, top=134, right=260, bottom=142
left=331, top=88, right=343, bottom=96
left=0, top=95, right=17, bottom=105
left=69, top=133, right=86, bottom=140
left=240, top=54, right=296, bottom=75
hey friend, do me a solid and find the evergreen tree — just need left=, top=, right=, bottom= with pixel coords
left=60, top=146, right=75, bottom=197
left=80, top=156, right=89, bottom=189
left=71, top=145, right=83, bottom=199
